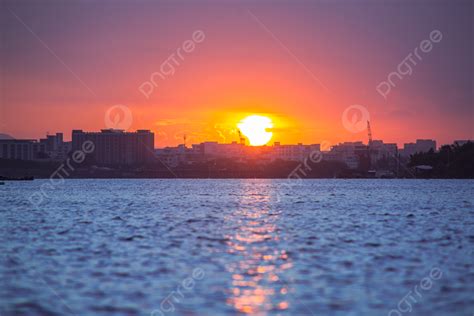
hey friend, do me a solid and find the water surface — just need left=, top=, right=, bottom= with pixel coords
left=1, top=179, right=473, bottom=315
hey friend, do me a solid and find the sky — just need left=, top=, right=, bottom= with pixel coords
left=1, top=0, right=473, bottom=147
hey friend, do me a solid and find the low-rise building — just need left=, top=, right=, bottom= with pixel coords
left=272, top=142, right=320, bottom=162
left=155, top=141, right=323, bottom=166
left=0, top=139, right=46, bottom=160
left=400, top=139, right=436, bottom=157
left=324, top=142, right=367, bottom=169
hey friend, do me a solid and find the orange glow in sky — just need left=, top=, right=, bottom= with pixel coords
left=1, top=1, right=472, bottom=147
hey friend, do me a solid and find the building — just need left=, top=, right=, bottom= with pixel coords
left=0, top=139, right=46, bottom=160
left=155, top=144, right=190, bottom=167
left=323, top=142, right=367, bottom=169
left=40, top=133, right=63, bottom=153
left=201, top=141, right=246, bottom=159
left=322, top=140, right=402, bottom=171
left=154, top=141, right=323, bottom=166
left=72, top=129, right=154, bottom=165
left=401, top=139, right=436, bottom=157
left=0, top=133, right=70, bottom=161
left=271, top=142, right=320, bottom=162
left=368, top=140, right=398, bottom=164
left=39, top=133, right=72, bottom=161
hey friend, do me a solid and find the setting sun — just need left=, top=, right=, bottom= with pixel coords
left=237, top=115, right=273, bottom=146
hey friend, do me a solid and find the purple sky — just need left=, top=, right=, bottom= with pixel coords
left=1, top=0, right=472, bottom=146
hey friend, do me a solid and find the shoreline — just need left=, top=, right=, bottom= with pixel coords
left=2, top=176, right=473, bottom=180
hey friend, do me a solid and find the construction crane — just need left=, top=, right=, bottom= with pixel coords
left=367, top=121, right=375, bottom=174
left=238, top=129, right=245, bottom=145
left=367, top=121, right=373, bottom=146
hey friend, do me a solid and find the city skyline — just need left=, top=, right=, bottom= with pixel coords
left=0, top=127, right=458, bottom=150
left=2, top=126, right=471, bottom=180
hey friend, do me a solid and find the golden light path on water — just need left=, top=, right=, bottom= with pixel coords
left=224, top=185, right=293, bottom=315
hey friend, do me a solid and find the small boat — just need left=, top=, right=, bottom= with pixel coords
left=0, top=182, right=4, bottom=185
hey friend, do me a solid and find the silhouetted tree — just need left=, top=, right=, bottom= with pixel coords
left=409, top=142, right=474, bottom=178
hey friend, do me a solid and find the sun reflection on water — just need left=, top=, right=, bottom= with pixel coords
left=225, top=190, right=293, bottom=315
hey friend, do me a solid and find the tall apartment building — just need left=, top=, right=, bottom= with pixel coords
left=72, top=129, right=154, bottom=165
